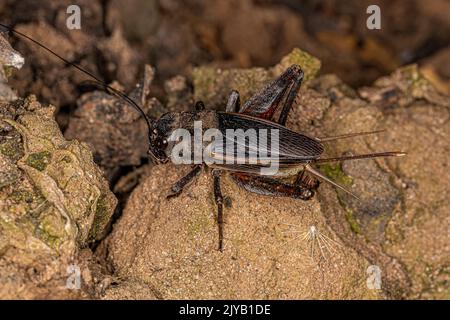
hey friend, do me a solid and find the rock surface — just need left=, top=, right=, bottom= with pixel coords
left=105, top=164, right=380, bottom=299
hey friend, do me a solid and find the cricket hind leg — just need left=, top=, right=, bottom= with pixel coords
left=295, top=169, right=320, bottom=190
left=212, top=169, right=224, bottom=251
left=167, top=165, right=202, bottom=198
left=277, top=66, right=304, bottom=126
left=230, top=172, right=314, bottom=200
left=239, top=64, right=304, bottom=125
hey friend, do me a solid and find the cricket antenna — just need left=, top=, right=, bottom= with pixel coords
left=316, top=129, right=387, bottom=142
left=0, top=22, right=153, bottom=133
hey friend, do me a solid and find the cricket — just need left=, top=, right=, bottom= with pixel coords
left=0, top=23, right=405, bottom=251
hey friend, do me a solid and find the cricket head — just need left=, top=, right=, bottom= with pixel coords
left=147, top=112, right=179, bottom=164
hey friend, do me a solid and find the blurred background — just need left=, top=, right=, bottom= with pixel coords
left=2, top=0, right=450, bottom=99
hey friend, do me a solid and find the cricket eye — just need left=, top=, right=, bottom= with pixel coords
left=162, top=139, right=168, bottom=145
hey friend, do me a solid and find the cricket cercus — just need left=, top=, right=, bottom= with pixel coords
left=1, top=23, right=406, bottom=251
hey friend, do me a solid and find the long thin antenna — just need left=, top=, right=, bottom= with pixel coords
left=313, top=151, right=406, bottom=164
left=0, top=22, right=153, bottom=131
left=317, top=129, right=386, bottom=142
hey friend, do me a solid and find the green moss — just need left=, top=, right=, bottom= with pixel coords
left=188, top=211, right=212, bottom=237
left=277, top=48, right=321, bottom=82
left=320, top=164, right=360, bottom=233
left=10, top=189, right=38, bottom=204
left=31, top=211, right=67, bottom=251
left=345, top=208, right=361, bottom=234
left=26, top=151, right=51, bottom=171
left=0, top=140, right=24, bottom=161
left=88, top=194, right=110, bottom=242
left=3, top=66, right=15, bottom=78
left=0, top=143, right=15, bottom=157
left=192, top=67, right=218, bottom=102
left=401, top=65, right=421, bottom=84
left=0, top=170, right=20, bottom=189
left=321, top=163, right=353, bottom=186
left=398, top=65, right=431, bottom=96
left=36, top=223, right=62, bottom=250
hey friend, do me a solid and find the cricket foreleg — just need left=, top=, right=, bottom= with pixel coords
left=167, top=165, right=202, bottom=198
left=231, top=172, right=314, bottom=200
left=212, top=169, right=224, bottom=251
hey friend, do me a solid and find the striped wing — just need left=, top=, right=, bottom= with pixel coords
left=205, top=112, right=323, bottom=174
